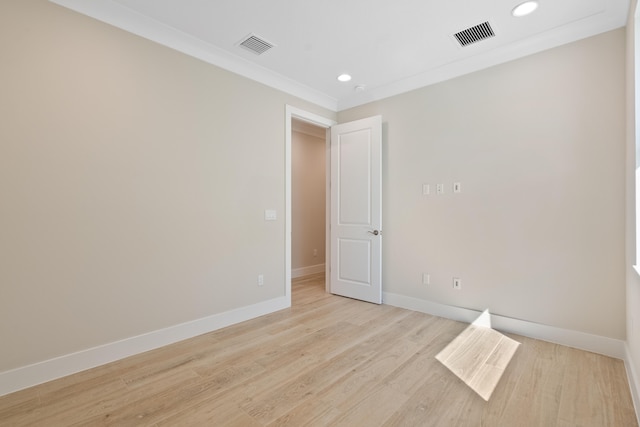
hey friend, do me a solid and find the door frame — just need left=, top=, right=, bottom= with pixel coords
left=285, top=105, right=336, bottom=305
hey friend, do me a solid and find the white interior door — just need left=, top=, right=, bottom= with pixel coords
left=330, top=116, right=382, bottom=304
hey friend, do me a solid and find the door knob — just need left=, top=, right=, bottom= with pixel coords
left=368, top=230, right=381, bottom=236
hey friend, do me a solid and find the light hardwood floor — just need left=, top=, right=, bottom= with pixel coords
left=0, top=273, right=637, bottom=426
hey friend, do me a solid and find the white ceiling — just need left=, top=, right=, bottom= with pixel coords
left=51, top=0, right=629, bottom=112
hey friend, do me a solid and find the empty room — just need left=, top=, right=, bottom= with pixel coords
left=1, top=0, right=639, bottom=425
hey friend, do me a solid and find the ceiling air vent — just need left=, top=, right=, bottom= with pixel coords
left=238, top=34, right=274, bottom=55
left=453, top=22, right=495, bottom=47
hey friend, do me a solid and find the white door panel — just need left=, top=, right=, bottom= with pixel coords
left=337, top=238, right=371, bottom=284
left=330, top=116, right=382, bottom=304
left=338, top=129, right=371, bottom=225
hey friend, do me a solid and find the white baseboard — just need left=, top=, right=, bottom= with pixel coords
left=625, top=344, right=640, bottom=424
left=382, top=292, right=626, bottom=359
left=0, top=296, right=289, bottom=397
left=292, top=263, right=325, bottom=278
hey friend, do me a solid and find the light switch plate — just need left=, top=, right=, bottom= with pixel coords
left=265, top=209, right=277, bottom=221
left=422, top=273, right=430, bottom=285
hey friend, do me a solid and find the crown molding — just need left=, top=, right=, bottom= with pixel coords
left=49, top=0, right=338, bottom=111
left=337, top=3, right=629, bottom=110
left=49, top=0, right=628, bottom=112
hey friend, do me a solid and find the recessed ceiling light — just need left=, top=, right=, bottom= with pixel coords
left=512, top=1, right=538, bottom=17
left=337, top=73, right=352, bottom=82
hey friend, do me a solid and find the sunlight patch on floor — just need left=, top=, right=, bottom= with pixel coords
left=435, top=310, right=520, bottom=401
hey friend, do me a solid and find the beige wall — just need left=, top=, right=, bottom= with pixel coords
left=292, top=130, right=326, bottom=270
left=0, top=0, right=335, bottom=372
left=626, top=0, right=640, bottom=402
left=1, top=0, right=631, bottom=379
left=339, top=29, right=626, bottom=339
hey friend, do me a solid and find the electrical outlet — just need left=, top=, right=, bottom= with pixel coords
left=257, top=274, right=264, bottom=286
left=422, top=273, right=430, bottom=285
left=437, top=184, right=444, bottom=195
left=453, top=277, right=461, bottom=290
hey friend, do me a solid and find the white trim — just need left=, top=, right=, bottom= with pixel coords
left=49, top=0, right=628, bottom=113
left=626, top=343, right=640, bottom=424
left=383, top=292, right=626, bottom=359
left=336, top=3, right=629, bottom=110
left=285, top=105, right=336, bottom=305
left=49, top=0, right=338, bottom=111
left=0, top=296, right=288, bottom=397
left=292, top=264, right=326, bottom=279
left=325, top=127, right=332, bottom=294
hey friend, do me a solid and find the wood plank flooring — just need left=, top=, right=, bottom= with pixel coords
left=0, top=273, right=637, bottom=426
left=435, top=321, right=521, bottom=401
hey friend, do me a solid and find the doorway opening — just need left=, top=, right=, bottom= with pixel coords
left=285, top=106, right=335, bottom=306
left=291, top=119, right=326, bottom=279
